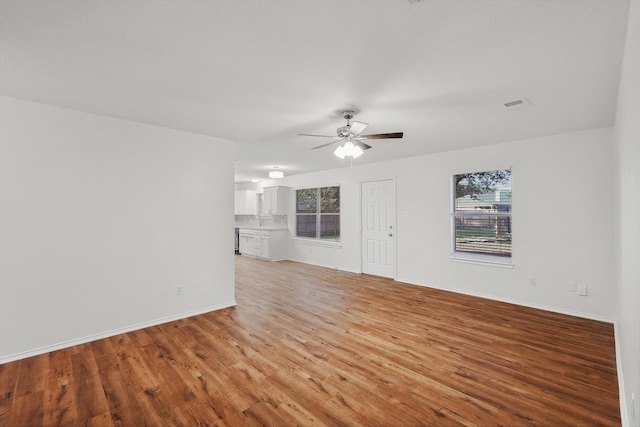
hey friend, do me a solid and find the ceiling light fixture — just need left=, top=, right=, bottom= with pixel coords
left=268, top=166, right=284, bottom=179
left=334, top=141, right=363, bottom=159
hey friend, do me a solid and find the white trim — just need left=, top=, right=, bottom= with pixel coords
left=293, top=237, right=341, bottom=248
left=0, top=301, right=237, bottom=365
left=614, top=320, right=630, bottom=427
left=450, top=254, right=514, bottom=268
left=452, top=166, right=513, bottom=178
left=293, top=183, right=341, bottom=191
left=395, top=276, right=615, bottom=323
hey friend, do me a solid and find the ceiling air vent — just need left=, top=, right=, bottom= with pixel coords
left=407, top=0, right=422, bottom=3
left=503, top=98, right=530, bottom=110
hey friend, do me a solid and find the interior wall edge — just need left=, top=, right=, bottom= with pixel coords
left=614, top=319, right=629, bottom=427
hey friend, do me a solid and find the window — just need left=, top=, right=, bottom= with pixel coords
left=296, top=186, right=340, bottom=241
left=451, top=169, right=512, bottom=264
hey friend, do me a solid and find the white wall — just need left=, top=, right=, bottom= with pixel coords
left=0, top=97, right=236, bottom=362
left=613, top=1, right=640, bottom=425
left=279, top=127, right=616, bottom=321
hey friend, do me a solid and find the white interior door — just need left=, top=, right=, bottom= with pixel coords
left=361, top=179, right=395, bottom=278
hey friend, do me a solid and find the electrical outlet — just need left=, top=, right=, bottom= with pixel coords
left=577, top=284, right=588, bottom=296
left=176, top=286, right=183, bottom=295
left=529, top=277, right=537, bottom=286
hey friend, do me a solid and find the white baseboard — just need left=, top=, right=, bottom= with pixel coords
left=0, top=301, right=237, bottom=365
left=394, top=276, right=615, bottom=323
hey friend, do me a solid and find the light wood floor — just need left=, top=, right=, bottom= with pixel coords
left=1, top=256, right=620, bottom=426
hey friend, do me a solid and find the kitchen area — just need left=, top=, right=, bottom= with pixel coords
left=234, top=186, right=291, bottom=261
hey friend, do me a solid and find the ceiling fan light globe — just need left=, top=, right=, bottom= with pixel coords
left=334, top=146, right=346, bottom=159
left=352, top=146, right=364, bottom=158
left=344, top=141, right=355, bottom=152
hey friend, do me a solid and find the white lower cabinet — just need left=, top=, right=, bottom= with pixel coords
left=260, top=234, right=270, bottom=259
left=238, top=228, right=288, bottom=261
left=239, top=232, right=254, bottom=256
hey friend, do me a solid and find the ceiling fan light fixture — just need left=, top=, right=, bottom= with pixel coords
left=334, top=141, right=363, bottom=159
left=304, top=109, right=403, bottom=157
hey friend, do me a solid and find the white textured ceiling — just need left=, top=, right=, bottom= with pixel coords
left=0, top=0, right=630, bottom=182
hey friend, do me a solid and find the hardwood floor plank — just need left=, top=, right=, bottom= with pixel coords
left=14, top=355, right=45, bottom=399
left=203, top=391, right=259, bottom=426
left=69, top=349, right=111, bottom=424
left=91, top=339, right=150, bottom=426
left=0, top=359, right=19, bottom=423
left=10, top=391, right=44, bottom=427
left=42, top=350, right=77, bottom=426
left=81, top=412, right=114, bottom=427
left=256, top=380, right=328, bottom=426
left=172, top=400, right=226, bottom=427
left=0, top=256, right=621, bottom=426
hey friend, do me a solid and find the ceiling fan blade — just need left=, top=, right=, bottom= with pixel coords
left=311, top=139, right=344, bottom=150
left=361, top=132, right=404, bottom=140
left=349, top=121, right=368, bottom=136
left=355, top=141, right=372, bottom=150
left=298, top=133, right=341, bottom=139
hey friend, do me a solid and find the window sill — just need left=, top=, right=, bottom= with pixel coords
left=450, top=253, right=513, bottom=268
left=293, top=238, right=341, bottom=249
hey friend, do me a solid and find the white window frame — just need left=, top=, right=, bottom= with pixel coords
left=450, top=168, right=513, bottom=267
left=295, top=185, right=340, bottom=243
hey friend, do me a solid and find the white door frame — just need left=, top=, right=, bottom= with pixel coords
left=360, top=177, right=396, bottom=279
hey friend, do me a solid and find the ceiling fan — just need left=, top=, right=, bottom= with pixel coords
left=299, top=110, right=403, bottom=159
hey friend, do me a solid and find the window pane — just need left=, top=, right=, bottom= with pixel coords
left=320, top=214, right=340, bottom=240
left=320, top=186, right=340, bottom=213
left=296, top=186, right=340, bottom=241
left=296, top=188, right=317, bottom=213
left=452, top=169, right=512, bottom=260
left=454, top=169, right=512, bottom=209
left=455, top=190, right=512, bottom=212
left=296, top=214, right=317, bottom=238
left=454, top=214, right=512, bottom=257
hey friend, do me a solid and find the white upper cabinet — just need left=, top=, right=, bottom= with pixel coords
left=263, top=186, right=290, bottom=214
left=234, top=189, right=257, bottom=214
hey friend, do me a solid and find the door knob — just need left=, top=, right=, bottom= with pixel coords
left=388, top=233, right=393, bottom=237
